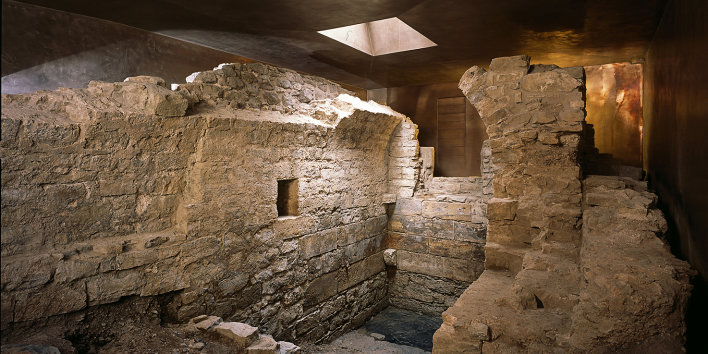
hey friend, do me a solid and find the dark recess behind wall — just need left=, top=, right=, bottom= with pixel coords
left=387, top=82, right=488, bottom=177
left=643, top=0, right=708, bottom=352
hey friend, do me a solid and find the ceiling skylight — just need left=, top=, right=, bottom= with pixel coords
left=318, top=17, right=437, bottom=56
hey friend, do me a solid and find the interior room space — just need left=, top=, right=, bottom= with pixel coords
left=1, top=0, right=707, bottom=353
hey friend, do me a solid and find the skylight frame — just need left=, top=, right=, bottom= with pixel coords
left=318, top=17, right=437, bottom=56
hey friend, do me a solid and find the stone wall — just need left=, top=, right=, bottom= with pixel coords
left=381, top=86, right=493, bottom=313
left=387, top=177, right=486, bottom=315
left=386, top=118, right=421, bottom=198
left=433, top=55, right=693, bottom=353
left=1, top=62, right=403, bottom=343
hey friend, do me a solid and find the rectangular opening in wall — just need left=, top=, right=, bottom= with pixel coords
left=277, top=179, right=299, bottom=217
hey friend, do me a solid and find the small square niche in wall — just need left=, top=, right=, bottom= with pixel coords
left=277, top=179, right=299, bottom=217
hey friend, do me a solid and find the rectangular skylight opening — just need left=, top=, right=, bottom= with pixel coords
left=318, top=17, right=437, bottom=56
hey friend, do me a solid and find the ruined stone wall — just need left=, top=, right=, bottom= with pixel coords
left=1, top=63, right=402, bottom=343
left=182, top=62, right=347, bottom=115
left=387, top=177, right=486, bottom=315
left=433, top=55, right=693, bottom=353
left=386, top=118, right=421, bottom=198
left=385, top=121, right=492, bottom=315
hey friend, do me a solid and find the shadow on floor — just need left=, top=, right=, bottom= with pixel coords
left=361, top=307, right=442, bottom=352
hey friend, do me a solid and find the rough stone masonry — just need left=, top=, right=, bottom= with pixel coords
left=433, top=55, right=694, bottom=353
left=1, top=62, right=405, bottom=343
left=0, top=55, right=695, bottom=353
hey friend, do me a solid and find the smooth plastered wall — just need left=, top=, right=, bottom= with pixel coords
left=644, top=0, right=708, bottom=280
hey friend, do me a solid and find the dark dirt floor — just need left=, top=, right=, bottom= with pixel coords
left=1, top=297, right=439, bottom=354
left=1, top=296, right=235, bottom=354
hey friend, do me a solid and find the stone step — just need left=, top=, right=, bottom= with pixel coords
left=434, top=269, right=573, bottom=353
left=484, top=242, right=527, bottom=274
left=246, top=334, right=279, bottom=353
left=539, top=240, right=580, bottom=259
left=434, top=269, right=515, bottom=353
left=514, top=269, right=581, bottom=311
left=213, top=321, right=260, bottom=351
left=522, top=249, right=579, bottom=273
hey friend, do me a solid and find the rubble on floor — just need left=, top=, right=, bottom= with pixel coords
left=188, top=315, right=300, bottom=353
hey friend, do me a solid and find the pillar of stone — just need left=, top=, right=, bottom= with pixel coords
left=432, top=55, right=586, bottom=352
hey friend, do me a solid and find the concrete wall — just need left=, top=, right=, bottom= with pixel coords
left=1, top=62, right=402, bottom=343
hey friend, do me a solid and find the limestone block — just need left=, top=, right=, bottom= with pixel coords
left=486, top=198, right=518, bottom=221
left=420, top=147, right=435, bottom=169
left=429, top=239, right=483, bottom=260
left=382, top=193, right=397, bottom=204
left=422, top=201, right=471, bottom=221
left=558, top=109, right=585, bottom=122
left=454, top=222, right=486, bottom=243
left=86, top=270, right=144, bottom=305
left=0, top=344, right=61, bottom=354
left=0, top=253, right=58, bottom=291
left=304, top=271, right=338, bottom=308
left=54, top=258, right=100, bottom=284
left=87, top=81, right=188, bottom=117
left=538, top=131, right=559, bottom=145
left=563, top=66, right=585, bottom=80
left=124, top=75, right=167, bottom=88
left=393, top=198, right=422, bottom=215
left=396, top=215, right=431, bottom=235
left=531, top=111, right=556, bottom=124
left=1, top=293, right=13, bottom=330
left=299, top=229, right=338, bottom=259
left=273, top=216, right=316, bottom=240
left=383, top=249, right=397, bottom=267
left=520, top=70, right=582, bottom=93
left=140, top=264, right=188, bottom=296
left=458, top=66, right=488, bottom=101
left=443, top=257, right=483, bottom=282
left=489, top=55, right=530, bottom=75
left=337, top=253, right=385, bottom=291
left=213, top=322, right=259, bottom=350
left=190, top=315, right=223, bottom=331
left=397, top=250, right=444, bottom=278
left=13, top=282, right=86, bottom=321
left=247, top=334, right=279, bottom=353
left=429, top=219, right=455, bottom=240
left=387, top=232, right=428, bottom=253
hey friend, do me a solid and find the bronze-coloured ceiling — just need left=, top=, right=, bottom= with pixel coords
left=12, top=0, right=667, bottom=89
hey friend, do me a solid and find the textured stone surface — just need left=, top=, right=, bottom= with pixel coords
left=569, top=175, right=694, bottom=352
left=0, top=61, right=400, bottom=342
left=278, top=341, right=300, bottom=353
left=213, top=321, right=259, bottom=350
left=246, top=334, right=279, bottom=353
left=383, top=94, right=491, bottom=316
left=433, top=55, right=693, bottom=353
left=386, top=175, right=488, bottom=315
